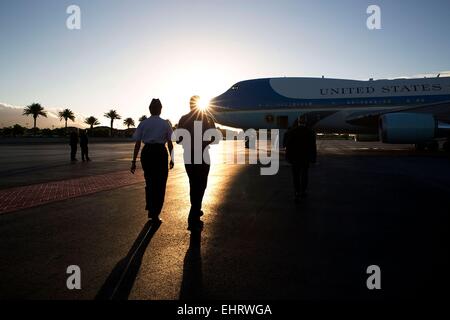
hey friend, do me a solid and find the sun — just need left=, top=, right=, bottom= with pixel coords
left=195, top=96, right=210, bottom=112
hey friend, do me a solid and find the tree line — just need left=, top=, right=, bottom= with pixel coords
left=20, top=103, right=148, bottom=136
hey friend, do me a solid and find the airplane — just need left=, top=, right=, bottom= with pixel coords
left=209, top=75, right=450, bottom=151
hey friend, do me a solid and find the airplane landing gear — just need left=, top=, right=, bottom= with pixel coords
left=414, top=143, right=426, bottom=151
left=414, top=141, right=439, bottom=152
left=428, top=141, right=439, bottom=152
left=245, top=136, right=250, bottom=149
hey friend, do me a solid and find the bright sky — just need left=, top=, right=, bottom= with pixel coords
left=1, top=0, right=450, bottom=128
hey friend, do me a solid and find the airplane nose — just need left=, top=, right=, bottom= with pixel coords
left=209, top=96, right=221, bottom=113
left=210, top=95, right=218, bottom=106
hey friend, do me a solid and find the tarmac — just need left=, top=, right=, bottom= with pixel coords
left=0, top=140, right=449, bottom=300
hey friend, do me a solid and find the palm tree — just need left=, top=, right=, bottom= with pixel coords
left=104, top=109, right=121, bottom=136
left=58, top=108, right=75, bottom=129
left=139, top=115, right=147, bottom=122
left=84, top=116, right=100, bottom=130
left=23, top=103, right=47, bottom=130
left=123, top=117, right=135, bottom=129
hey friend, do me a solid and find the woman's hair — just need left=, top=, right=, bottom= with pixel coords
left=149, top=99, right=162, bottom=115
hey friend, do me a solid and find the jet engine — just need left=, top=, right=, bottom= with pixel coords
left=379, top=113, right=436, bottom=143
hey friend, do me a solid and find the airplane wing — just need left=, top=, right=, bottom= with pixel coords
left=346, top=100, right=450, bottom=127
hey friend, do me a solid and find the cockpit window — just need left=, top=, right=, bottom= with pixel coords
left=231, top=85, right=239, bottom=90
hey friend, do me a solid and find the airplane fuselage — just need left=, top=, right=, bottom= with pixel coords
left=210, top=77, right=450, bottom=135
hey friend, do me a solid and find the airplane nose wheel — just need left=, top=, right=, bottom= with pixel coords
left=245, top=136, right=250, bottom=149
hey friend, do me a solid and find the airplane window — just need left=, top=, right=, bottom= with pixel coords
left=231, top=85, right=239, bottom=90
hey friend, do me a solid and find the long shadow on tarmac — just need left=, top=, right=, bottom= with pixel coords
left=197, top=151, right=450, bottom=300
left=95, top=220, right=161, bottom=300
left=179, top=230, right=203, bottom=300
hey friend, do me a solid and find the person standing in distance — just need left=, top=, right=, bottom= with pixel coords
left=131, top=99, right=174, bottom=223
left=79, top=129, right=90, bottom=162
left=285, top=115, right=317, bottom=203
left=177, top=95, right=216, bottom=231
left=69, top=130, right=79, bottom=162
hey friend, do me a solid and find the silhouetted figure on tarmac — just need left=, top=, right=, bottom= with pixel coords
left=69, top=131, right=78, bottom=161
left=80, top=129, right=90, bottom=162
left=130, top=99, right=174, bottom=223
left=285, top=115, right=317, bottom=202
left=177, top=95, right=216, bottom=231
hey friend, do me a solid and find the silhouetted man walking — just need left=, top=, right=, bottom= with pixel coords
left=177, top=96, right=216, bottom=231
left=285, top=115, right=317, bottom=202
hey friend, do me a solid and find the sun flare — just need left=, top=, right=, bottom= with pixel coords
left=195, top=96, right=211, bottom=112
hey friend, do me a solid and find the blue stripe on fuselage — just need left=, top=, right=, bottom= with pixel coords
left=211, top=78, right=450, bottom=111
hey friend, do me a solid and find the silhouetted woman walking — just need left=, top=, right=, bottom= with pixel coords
left=130, top=99, right=174, bottom=222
